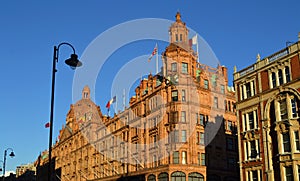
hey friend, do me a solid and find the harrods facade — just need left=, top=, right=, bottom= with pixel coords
left=36, top=13, right=238, bottom=181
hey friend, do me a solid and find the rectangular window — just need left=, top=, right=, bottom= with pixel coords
left=291, top=97, right=298, bottom=118
left=181, top=130, right=187, bottom=142
left=272, top=72, right=277, bottom=88
left=295, top=131, right=300, bottom=151
left=174, top=130, right=179, bottom=143
left=181, top=111, right=186, bottom=123
left=170, top=111, right=178, bottom=123
left=252, top=170, right=258, bottom=181
left=280, top=99, right=288, bottom=121
left=285, top=166, right=294, bottom=181
left=182, top=151, right=187, bottom=164
left=249, top=112, right=254, bottom=129
left=153, top=155, right=157, bottom=167
left=181, top=90, right=186, bottom=102
left=200, top=114, right=205, bottom=125
left=171, top=62, right=177, bottom=72
left=182, top=63, right=188, bottom=74
left=250, top=140, right=257, bottom=159
left=285, top=66, right=291, bottom=82
left=171, top=90, right=178, bottom=102
left=180, top=34, right=183, bottom=42
left=245, top=82, right=251, bottom=98
left=221, top=85, right=225, bottom=94
left=201, top=153, right=205, bottom=166
left=173, top=151, right=179, bottom=164
left=197, top=153, right=201, bottom=165
left=204, top=79, right=209, bottom=89
left=278, top=69, right=283, bottom=85
left=200, top=133, right=204, bottom=145
left=214, top=97, right=218, bottom=108
left=283, top=132, right=291, bottom=152
left=175, top=34, right=178, bottom=42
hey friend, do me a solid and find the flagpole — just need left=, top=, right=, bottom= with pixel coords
left=115, top=96, right=118, bottom=114
left=123, top=89, right=126, bottom=111
left=156, top=43, right=158, bottom=74
left=196, top=34, right=199, bottom=63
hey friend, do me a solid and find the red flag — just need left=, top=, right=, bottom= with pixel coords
left=45, top=122, right=50, bottom=128
left=106, top=96, right=116, bottom=109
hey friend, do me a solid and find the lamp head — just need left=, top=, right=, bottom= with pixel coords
left=9, top=151, right=15, bottom=158
left=65, top=54, right=82, bottom=69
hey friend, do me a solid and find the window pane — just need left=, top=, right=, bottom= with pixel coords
left=278, top=69, right=283, bottom=85
left=283, top=132, right=291, bottom=152
left=201, top=153, right=205, bottom=166
left=295, top=131, right=300, bottom=151
left=221, top=85, right=225, bottom=94
left=182, top=63, right=188, bottom=74
left=291, top=98, right=298, bottom=118
left=248, top=112, right=254, bottom=129
left=285, top=166, right=294, bottom=181
left=182, top=90, right=186, bottom=102
left=280, top=99, right=288, bottom=121
left=173, top=151, right=179, bottom=164
left=181, top=111, right=186, bottom=122
left=182, top=151, right=187, bottom=164
left=171, top=63, right=177, bottom=72
left=172, top=91, right=178, bottom=101
left=272, top=72, right=276, bottom=87
left=204, top=80, right=209, bottom=89
left=245, top=82, right=251, bottom=98
left=285, top=66, right=291, bottom=82
left=182, top=130, right=187, bottom=142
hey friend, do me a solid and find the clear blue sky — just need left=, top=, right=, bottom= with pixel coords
left=0, top=0, right=299, bottom=172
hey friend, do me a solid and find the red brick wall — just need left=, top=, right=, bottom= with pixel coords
left=291, top=55, right=300, bottom=80
left=260, top=70, right=269, bottom=92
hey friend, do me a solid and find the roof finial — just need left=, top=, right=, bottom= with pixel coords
left=256, top=53, right=261, bottom=62
left=176, top=11, right=181, bottom=22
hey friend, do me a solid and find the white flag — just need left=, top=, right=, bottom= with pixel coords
left=192, top=35, right=198, bottom=45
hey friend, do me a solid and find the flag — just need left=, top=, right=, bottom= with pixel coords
left=45, top=122, right=50, bottom=128
left=148, top=44, right=157, bottom=62
left=106, top=96, right=116, bottom=109
left=192, top=35, right=197, bottom=45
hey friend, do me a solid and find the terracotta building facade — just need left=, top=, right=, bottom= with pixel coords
left=37, top=13, right=238, bottom=181
left=234, top=34, right=300, bottom=180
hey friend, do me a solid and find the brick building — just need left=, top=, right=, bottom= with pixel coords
left=37, top=12, right=238, bottom=181
left=234, top=33, right=300, bottom=180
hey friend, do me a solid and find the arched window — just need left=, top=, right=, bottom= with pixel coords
left=148, top=174, right=156, bottom=181
left=188, top=172, right=204, bottom=181
left=171, top=171, right=185, bottom=181
left=158, top=172, right=169, bottom=181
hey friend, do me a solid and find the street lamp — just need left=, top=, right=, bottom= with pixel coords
left=2, top=148, right=15, bottom=181
left=48, top=43, right=82, bottom=181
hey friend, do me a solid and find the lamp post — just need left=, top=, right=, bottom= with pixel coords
left=2, top=148, right=15, bottom=181
left=48, top=43, right=82, bottom=181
